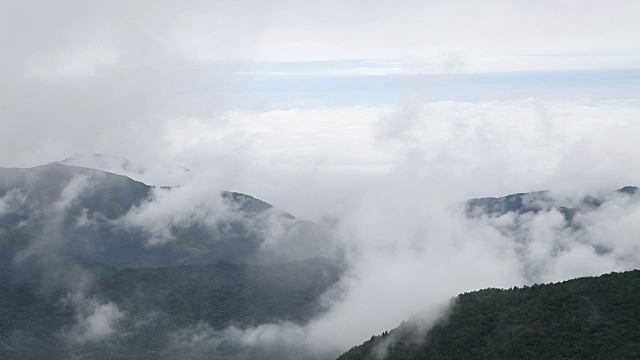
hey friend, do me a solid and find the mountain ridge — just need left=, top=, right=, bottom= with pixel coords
left=0, top=162, right=335, bottom=285
left=58, top=153, right=191, bottom=187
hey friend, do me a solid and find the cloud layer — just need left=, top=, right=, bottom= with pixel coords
left=3, top=0, right=639, bottom=167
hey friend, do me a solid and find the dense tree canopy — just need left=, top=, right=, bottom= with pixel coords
left=338, top=269, right=640, bottom=360
left=0, top=259, right=341, bottom=359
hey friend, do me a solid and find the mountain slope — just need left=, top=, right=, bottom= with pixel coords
left=338, top=269, right=640, bottom=360
left=0, top=163, right=152, bottom=283
left=0, top=258, right=342, bottom=360
left=94, top=258, right=342, bottom=329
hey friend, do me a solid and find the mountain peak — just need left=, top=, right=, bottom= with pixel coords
left=58, top=153, right=191, bottom=186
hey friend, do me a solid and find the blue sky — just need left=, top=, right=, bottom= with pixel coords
left=186, top=61, right=640, bottom=110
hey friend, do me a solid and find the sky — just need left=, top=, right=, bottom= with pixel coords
left=2, top=0, right=640, bottom=169
left=3, top=0, right=640, bottom=357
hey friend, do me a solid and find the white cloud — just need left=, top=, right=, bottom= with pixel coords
left=156, top=99, right=640, bottom=221
left=15, top=174, right=91, bottom=269
left=118, top=180, right=235, bottom=245
left=64, top=292, right=123, bottom=344
left=0, top=189, right=25, bottom=216
left=175, top=186, right=640, bottom=357
left=2, top=0, right=639, bottom=167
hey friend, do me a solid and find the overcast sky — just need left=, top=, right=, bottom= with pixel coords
left=2, top=0, right=639, bottom=169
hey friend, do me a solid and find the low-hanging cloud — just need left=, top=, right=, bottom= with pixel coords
left=14, top=174, right=94, bottom=288
left=0, top=188, right=26, bottom=216
left=118, top=181, right=235, bottom=246
left=6, top=98, right=639, bottom=359
left=2, top=172, right=125, bottom=349
left=161, top=187, right=640, bottom=359
left=115, top=175, right=338, bottom=263
left=142, top=99, right=640, bottom=358
left=62, top=292, right=123, bottom=344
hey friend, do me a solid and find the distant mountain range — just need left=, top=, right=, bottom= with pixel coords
left=1, top=159, right=638, bottom=359
left=466, top=185, right=638, bottom=220
left=0, top=162, right=335, bottom=285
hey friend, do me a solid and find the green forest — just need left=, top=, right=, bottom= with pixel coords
left=0, top=259, right=341, bottom=359
left=338, top=270, right=640, bottom=360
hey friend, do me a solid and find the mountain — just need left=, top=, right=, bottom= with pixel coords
left=337, top=269, right=640, bottom=360
left=0, top=258, right=342, bottom=360
left=0, top=162, right=335, bottom=285
left=465, top=186, right=638, bottom=221
left=59, top=153, right=192, bottom=186
left=0, top=161, right=342, bottom=359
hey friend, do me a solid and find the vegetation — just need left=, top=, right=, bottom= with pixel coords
left=0, top=283, right=74, bottom=360
left=95, top=258, right=341, bottom=328
left=338, top=270, right=640, bottom=360
left=0, top=258, right=342, bottom=359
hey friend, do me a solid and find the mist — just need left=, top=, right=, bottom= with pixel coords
left=142, top=99, right=640, bottom=357
left=149, top=180, right=640, bottom=359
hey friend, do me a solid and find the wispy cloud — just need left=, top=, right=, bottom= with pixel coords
left=62, top=292, right=123, bottom=344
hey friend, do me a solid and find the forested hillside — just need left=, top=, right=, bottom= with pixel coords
left=338, top=270, right=640, bottom=360
left=0, top=259, right=341, bottom=359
